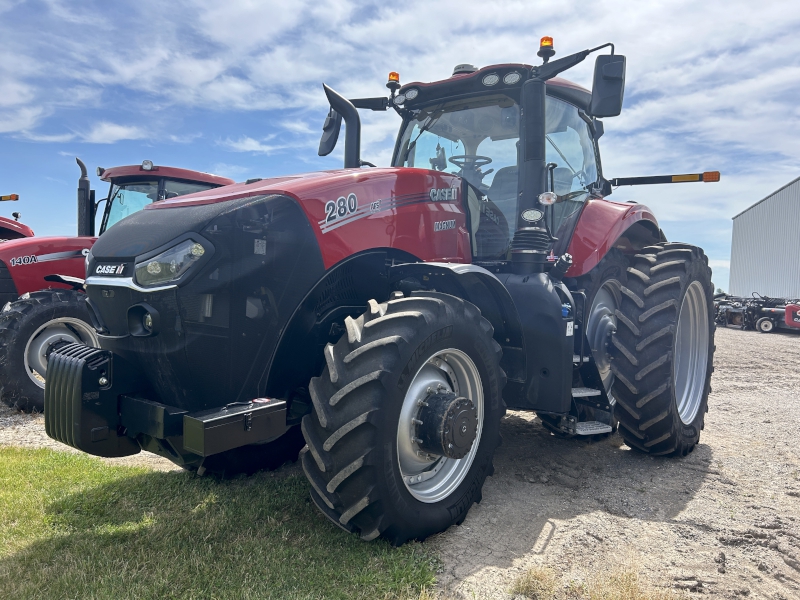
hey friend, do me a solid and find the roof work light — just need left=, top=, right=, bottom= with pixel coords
left=538, top=36, right=555, bottom=63
left=387, top=71, right=401, bottom=93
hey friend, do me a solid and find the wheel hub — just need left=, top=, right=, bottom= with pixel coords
left=415, top=391, right=477, bottom=459
left=587, top=283, right=620, bottom=391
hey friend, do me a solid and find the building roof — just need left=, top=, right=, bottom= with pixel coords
left=733, top=174, right=800, bottom=220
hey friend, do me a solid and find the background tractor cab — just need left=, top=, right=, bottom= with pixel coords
left=0, top=194, right=34, bottom=241
left=0, top=160, right=234, bottom=412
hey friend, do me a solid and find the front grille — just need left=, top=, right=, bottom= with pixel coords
left=0, top=260, right=17, bottom=307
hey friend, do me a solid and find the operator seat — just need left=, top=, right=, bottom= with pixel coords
left=487, top=166, right=518, bottom=237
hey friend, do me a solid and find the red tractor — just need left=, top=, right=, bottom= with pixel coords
left=44, top=38, right=718, bottom=545
left=0, top=161, right=233, bottom=411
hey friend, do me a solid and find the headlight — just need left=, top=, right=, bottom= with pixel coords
left=134, top=239, right=206, bottom=288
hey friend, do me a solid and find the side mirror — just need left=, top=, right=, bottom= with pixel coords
left=589, top=55, right=626, bottom=118
left=318, top=108, right=342, bottom=157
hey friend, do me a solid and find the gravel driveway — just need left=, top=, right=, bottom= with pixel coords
left=2, top=326, right=799, bottom=598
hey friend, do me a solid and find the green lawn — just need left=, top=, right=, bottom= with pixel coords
left=0, top=448, right=437, bottom=599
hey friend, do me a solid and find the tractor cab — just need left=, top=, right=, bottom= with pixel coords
left=0, top=194, right=34, bottom=240
left=93, top=161, right=235, bottom=236
left=391, top=68, right=601, bottom=260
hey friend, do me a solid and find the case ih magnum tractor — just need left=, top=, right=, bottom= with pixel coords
left=44, top=38, right=718, bottom=545
left=0, top=161, right=233, bottom=411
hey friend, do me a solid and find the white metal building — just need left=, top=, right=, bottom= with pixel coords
left=729, top=176, right=800, bottom=298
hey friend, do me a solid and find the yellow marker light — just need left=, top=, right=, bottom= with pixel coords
left=388, top=72, right=400, bottom=83
left=0, top=194, right=19, bottom=201
left=671, top=174, right=701, bottom=183
left=540, top=36, right=554, bottom=48
left=702, top=171, right=721, bottom=182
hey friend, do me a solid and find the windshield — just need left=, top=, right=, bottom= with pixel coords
left=102, top=179, right=217, bottom=233
left=394, top=93, right=598, bottom=242
left=104, top=181, right=158, bottom=232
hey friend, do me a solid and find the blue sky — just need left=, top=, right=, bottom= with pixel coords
left=1, top=0, right=799, bottom=291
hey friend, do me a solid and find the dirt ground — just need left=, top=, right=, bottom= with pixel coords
left=2, top=326, right=799, bottom=598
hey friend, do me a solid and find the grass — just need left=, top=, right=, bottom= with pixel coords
left=510, top=563, right=679, bottom=600
left=0, top=447, right=437, bottom=599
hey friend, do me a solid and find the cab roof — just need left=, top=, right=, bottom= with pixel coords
left=399, top=63, right=591, bottom=111
left=99, top=165, right=234, bottom=187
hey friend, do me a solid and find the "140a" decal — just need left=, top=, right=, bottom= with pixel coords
left=10, top=255, right=37, bottom=266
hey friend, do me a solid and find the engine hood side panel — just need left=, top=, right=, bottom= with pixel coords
left=0, top=236, right=95, bottom=295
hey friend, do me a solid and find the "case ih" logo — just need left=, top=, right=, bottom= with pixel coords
left=96, top=264, right=125, bottom=275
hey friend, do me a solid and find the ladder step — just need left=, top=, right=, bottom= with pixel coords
left=572, top=387, right=601, bottom=397
left=575, top=421, right=613, bottom=436
left=573, top=354, right=590, bottom=363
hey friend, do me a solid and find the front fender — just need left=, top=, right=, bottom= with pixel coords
left=389, top=262, right=525, bottom=369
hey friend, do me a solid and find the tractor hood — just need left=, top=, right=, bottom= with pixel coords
left=95, top=167, right=465, bottom=269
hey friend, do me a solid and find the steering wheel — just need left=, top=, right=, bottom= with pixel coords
left=448, top=155, right=493, bottom=170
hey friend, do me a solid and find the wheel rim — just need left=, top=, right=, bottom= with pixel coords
left=587, top=280, right=621, bottom=392
left=23, top=318, right=98, bottom=389
left=673, top=281, right=709, bottom=425
left=397, top=348, right=484, bottom=504
left=760, top=320, right=773, bottom=332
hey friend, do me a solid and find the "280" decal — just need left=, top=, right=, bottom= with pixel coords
left=325, top=193, right=358, bottom=223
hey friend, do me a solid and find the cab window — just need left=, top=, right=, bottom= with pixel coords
left=545, top=97, right=598, bottom=236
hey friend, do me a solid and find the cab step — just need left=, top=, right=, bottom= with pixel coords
left=571, top=387, right=601, bottom=398
left=575, top=421, right=613, bottom=436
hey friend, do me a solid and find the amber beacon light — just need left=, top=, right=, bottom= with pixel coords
left=537, top=36, right=555, bottom=62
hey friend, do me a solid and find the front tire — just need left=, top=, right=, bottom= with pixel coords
left=610, top=243, right=715, bottom=456
left=0, top=290, right=98, bottom=412
left=301, top=292, right=505, bottom=545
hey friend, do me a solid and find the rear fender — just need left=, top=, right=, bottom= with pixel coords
left=566, top=199, right=662, bottom=277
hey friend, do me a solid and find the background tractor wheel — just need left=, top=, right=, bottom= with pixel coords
left=301, top=292, right=505, bottom=545
left=609, top=243, right=715, bottom=456
left=0, top=290, right=98, bottom=412
left=756, top=317, right=774, bottom=333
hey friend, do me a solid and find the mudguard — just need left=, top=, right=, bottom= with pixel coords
left=565, top=198, right=661, bottom=277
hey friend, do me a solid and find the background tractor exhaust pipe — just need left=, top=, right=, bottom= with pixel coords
left=76, top=157, right=95, bottom=237
left=321, top=84, right=361, bottom=169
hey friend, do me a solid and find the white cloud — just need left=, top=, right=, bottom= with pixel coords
left=210, top=162, right=250, bottom=179
left=20, top=131, right=76, bottom=143
left=81, top=122, right=147, bottom=144
left=218, top=136, right=284, bottom=154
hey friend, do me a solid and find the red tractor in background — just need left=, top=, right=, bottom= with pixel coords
left=0, top=160, right=233, bottom=411
left=45, top=38, right=719, bottom=546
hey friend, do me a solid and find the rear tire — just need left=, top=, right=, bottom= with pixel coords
left=0, top=290, right=98, bottom=412
left=301, top=292, right=505, bottom=545
left=756, top=317, right=774, bottom=333
left=610, top=243, right=715, bottom=456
